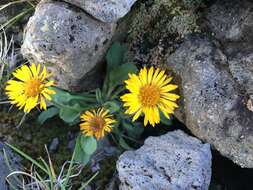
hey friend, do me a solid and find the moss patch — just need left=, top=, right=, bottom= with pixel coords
left=0, top=111, right=76, bottom=168
left=128, top=0, right=204, bottom=67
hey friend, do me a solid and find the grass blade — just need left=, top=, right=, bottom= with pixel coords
left=5, top=143, right=48, bottom=174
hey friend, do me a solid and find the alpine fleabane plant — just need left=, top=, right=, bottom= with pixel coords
left=121, top=67, right=180, bottom=126
left=80, top=107, right=116, bottom=140
left=5, top=63, right=55, bottom=113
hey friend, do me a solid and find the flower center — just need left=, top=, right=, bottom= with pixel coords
left=90, top=116, right=105, bottom=132
left=139, top=84, right=160, bottom=107
left=24, top=79, right=42, bottom=97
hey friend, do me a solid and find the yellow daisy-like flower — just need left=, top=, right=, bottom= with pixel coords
left=5, top=63, right=55, bottom=113
left=120, top=67, right=180, bottom=127
left=80, top=108, right=116, bottom=140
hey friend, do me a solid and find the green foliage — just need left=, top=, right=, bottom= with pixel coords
left=0, top=0, right=37, bottom=30
left=49, top=87, right=97, bottom=124
left=37, top=107, right=59, bottom=125
left=36, top=41, right=175, bottom=166
left=106, top=42, right=127, bottom=70
left=38, top=42, right=140, bottom=164
left=103, top=42, right=138, bottom=100
left=74, top=135, right=97, bottom=165
left=4, top=143, right=98, bottom=190
left=104, top=100, right=121, bottom=114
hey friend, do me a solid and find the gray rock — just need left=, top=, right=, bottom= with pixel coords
left=206, top=0, right=253, bottom=43
left=228, top=53, right=253, bottom=95
left=0, top=150, right=8, bottom=190
left=21, top=0, right=116, bottom=91
left=91, top=137, right=119, bottom=163
left=62, top=0, right=137, bottom=23
left=206, top=0, right=253, bottom=54
left=117, top=130, right=212, bottom=190
left=49, top=138, right=59, bottom=152
left=166, top=34, right=253, bottom=168
left=84, top=185, right=92, bottom=190
left=0, top=142, right=21, bottom=190
left=67, top=139, right=76, bottom=152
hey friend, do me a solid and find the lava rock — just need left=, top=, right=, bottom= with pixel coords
left=117, top=130, right=212, bottom=190
left=166, top=34, right=253, bottom=168
left=62, top=0, right=137, bottom=23
left=21, top=0, right=116, bottom=91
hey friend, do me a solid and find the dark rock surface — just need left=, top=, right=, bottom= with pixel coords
left=0, top=143, right=21, bottom=190
left=206, top=0, right=253, bottom=55
left=166, top=34, right=253, bottom=168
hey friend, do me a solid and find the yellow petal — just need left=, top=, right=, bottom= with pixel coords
left=147, top=67, right=154, bottom=84
left=40, top=96, right=47, bottom=110
left=132, top=109, right=142, bottom=122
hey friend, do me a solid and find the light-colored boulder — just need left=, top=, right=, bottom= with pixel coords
left=117, top=130, right=212, bottom=190
left=21, top=0, right=116, bottom=90
left=62, top=0, right=137, bottom=23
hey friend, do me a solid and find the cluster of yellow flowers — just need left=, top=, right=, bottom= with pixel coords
left=5, top=64, right=179, bottom=140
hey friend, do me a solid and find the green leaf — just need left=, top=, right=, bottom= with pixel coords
left=106, top=42, right=127, bottom=70
left=80, top=136, right=97, bottom=155
left=73, top=135, right=91, bottom=165
left=104, top=101, right=120, bottom=113
left=122, top=120, right=144, bottom=139
left=50, top=87, right=73, bottom=104
left=59, top=108, right=80, bottom=123
left=119, top=137, right=132, bottom=150
left=108, top=63, right=138, bottom=90
left=6, top=143, right=48, bottom=174
left=50, top=87, right=96, bottom=107
left=37, top=107, right=59, bottom=125
left=95, top=88, right=103, bottom=103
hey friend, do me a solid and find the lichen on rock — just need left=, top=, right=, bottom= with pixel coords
left=21, top=0, right=116, bottom=91
left=128, top=0, right=202, bottom=66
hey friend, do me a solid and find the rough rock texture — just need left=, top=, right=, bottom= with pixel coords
left=21, top=0, right=115, bottom=90
left=117, top=130, right=212, bottom=190
left=206, top=0, right=253, bottom=100
left=206, top=0, right=253, bottom=55
left=166, top=34, right=253, bottom=168
left=228, top=53, right=253, bottom=95
left=0, top=150, right=8, bottom=190
left=62, top=0, right=137, bottom=23
left=0, top=143, right=21, bottom=190
left=207, top=0, right=253, bottom=43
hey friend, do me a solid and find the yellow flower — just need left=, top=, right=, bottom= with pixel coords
left=80, top=108, right=116, bottom=140
left=121, top=67, right=180, bottom=127
left=5, top=63, right=55, bottom=113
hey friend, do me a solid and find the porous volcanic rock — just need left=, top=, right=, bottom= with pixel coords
left=117, top=130, right=212, bottom=190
